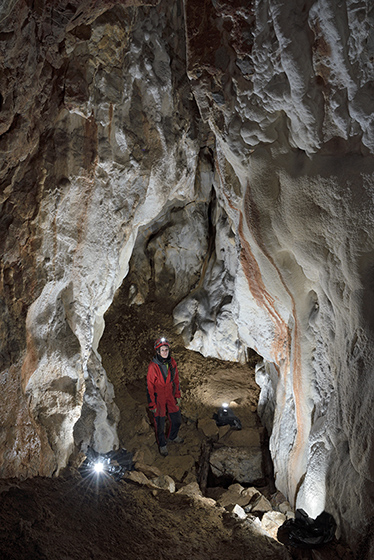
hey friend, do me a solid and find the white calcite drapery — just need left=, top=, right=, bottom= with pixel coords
left=0, top=0, right=373, bottom=553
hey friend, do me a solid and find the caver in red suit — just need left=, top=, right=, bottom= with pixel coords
left=147, top=338, right=182, bottom=454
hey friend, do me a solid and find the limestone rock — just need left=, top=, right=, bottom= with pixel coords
left=251, top=496, right=273, bottom=516
left=232, top=503, right=247, bottom=520
left=177, top=482, right=216, bottom=508
left=125, top=471, right=152, bottom=487
left=219, top=428, right=261, bottom=448
left=218, top=484, right=260, bottom=509
left=132, top=448, right=155, bottom=467
left=244, top=514, right=268, bottom=535
left=197, top=418, right=219, bottom=439
left=134, top=462, right=163, bottom=479
left=218, top=425, right=231, bottom=439
left=270, top=491, right=288, bottom=510
left=261, top=511, right=287, bottom=540
left=0, top=0, right=374, bottom=553
left=210, top=446, right=264, bottom=485
left=182, top=472, right=198, bottom=486
left=161, top=455, right=195, bottom=483
left=176, top=482, right=202, bottom=499
left=278, top=501, right=292, bottom=515
left=218, top=483, right=245, bottom=508
left=241, top=487, right=263, bottom=506
left=151, top=475, right=175, bottom=493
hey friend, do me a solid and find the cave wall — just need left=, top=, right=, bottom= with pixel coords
left=1, top=0, right=374, bottom=553
left=1, top=0, right=204, bottom=475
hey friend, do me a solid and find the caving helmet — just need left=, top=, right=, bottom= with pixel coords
left=154, top=337, right=170, bottom=351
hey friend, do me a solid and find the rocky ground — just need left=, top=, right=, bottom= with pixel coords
left=0, top=286, right=355, bottom=559
left=0, top=410, right=355, bottom=560
left=0, top=469, right=354, bottom=560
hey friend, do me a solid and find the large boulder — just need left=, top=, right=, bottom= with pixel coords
left=209, top=446, right=264, bottom=485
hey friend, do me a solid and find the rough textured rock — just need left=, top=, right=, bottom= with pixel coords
left=219, top=427, right=262, bottom=448
left=151, top=474, right=176, bottom=493
left=232, top=503, right=247, bottom=520
left=1, top=0, right=374, bottom=555
left=251, top=495, right=273, bottom=516
left=197, top=417, right=219, bottom=439
left=210, top=446, right=264, bottom=485
left=0, top=475, right=297, bottom=560
left=218, top=483, right=260, bottom=509
left=261, top=511, right=287, bottom=540
left=176, top=481, right=217, bottom=508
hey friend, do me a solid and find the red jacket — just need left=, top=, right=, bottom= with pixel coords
left=147, top=356, right=181, bottom=417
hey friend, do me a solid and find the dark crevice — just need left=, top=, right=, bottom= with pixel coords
left=197, top=439, right=214, bottom=495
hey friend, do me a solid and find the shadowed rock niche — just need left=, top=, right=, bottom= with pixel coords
left=97, top=187, right=274, bottom=493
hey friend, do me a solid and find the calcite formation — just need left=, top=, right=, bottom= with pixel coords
left=1, top=0, right=374, bottom=554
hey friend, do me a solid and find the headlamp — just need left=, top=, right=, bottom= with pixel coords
left=79, top=447, right=134, bottom=481
left=93, top=461, right=104, bottom=474
left=213, top=402, right=242, bottom=430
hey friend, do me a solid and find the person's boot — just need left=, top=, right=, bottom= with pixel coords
left=168, top=435, right=184, bottom=444
left=159, top=445, right=168, bottom=456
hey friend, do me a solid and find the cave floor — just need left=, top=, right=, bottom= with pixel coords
left=0, top=294, right=355, bottom=560
left=0, top=349, right=355, bottom=560
left=0, top=472, right=354, bottom=560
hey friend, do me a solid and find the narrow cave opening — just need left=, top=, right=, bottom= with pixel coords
left=98, top=276, right=276, bottom=503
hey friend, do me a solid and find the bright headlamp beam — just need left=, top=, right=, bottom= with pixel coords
left=93, top=461, right=104, bottom=474
left=222, top=402, right=229, bottom=409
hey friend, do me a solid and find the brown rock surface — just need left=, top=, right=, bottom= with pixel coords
left=0, top=475, right=296, bottom=560
left=219, top=427, right=262, bottom=447
left=218, top=483, right=260, bottom=509
left=210, top=445, right=264, bottom=485
left=261, top=511, right=287, bottom=540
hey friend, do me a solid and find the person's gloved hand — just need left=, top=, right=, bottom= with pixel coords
left=150, top=407, right=157, bottom=414
left=176, top=398, right=181, bottom=407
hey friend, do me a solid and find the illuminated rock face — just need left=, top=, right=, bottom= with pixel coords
left=182, top=1, right=374, bottom=552
left=0, top=0, right=374, bottom=552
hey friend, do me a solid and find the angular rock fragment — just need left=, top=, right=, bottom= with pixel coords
left=232, top=503, right=247, bottom=519
left=250, top=495, right=273, bottom=516
left=177, top=482, right=217, bottom=507
left=197, top=418, right=219, bottom=439
left=218, top=483, right=260, bottom=509
left=134, top=462, right=163, bottom=479
left=261, top=511, right=287, bottom=540
left=151, top=475, right=175, bottom=493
